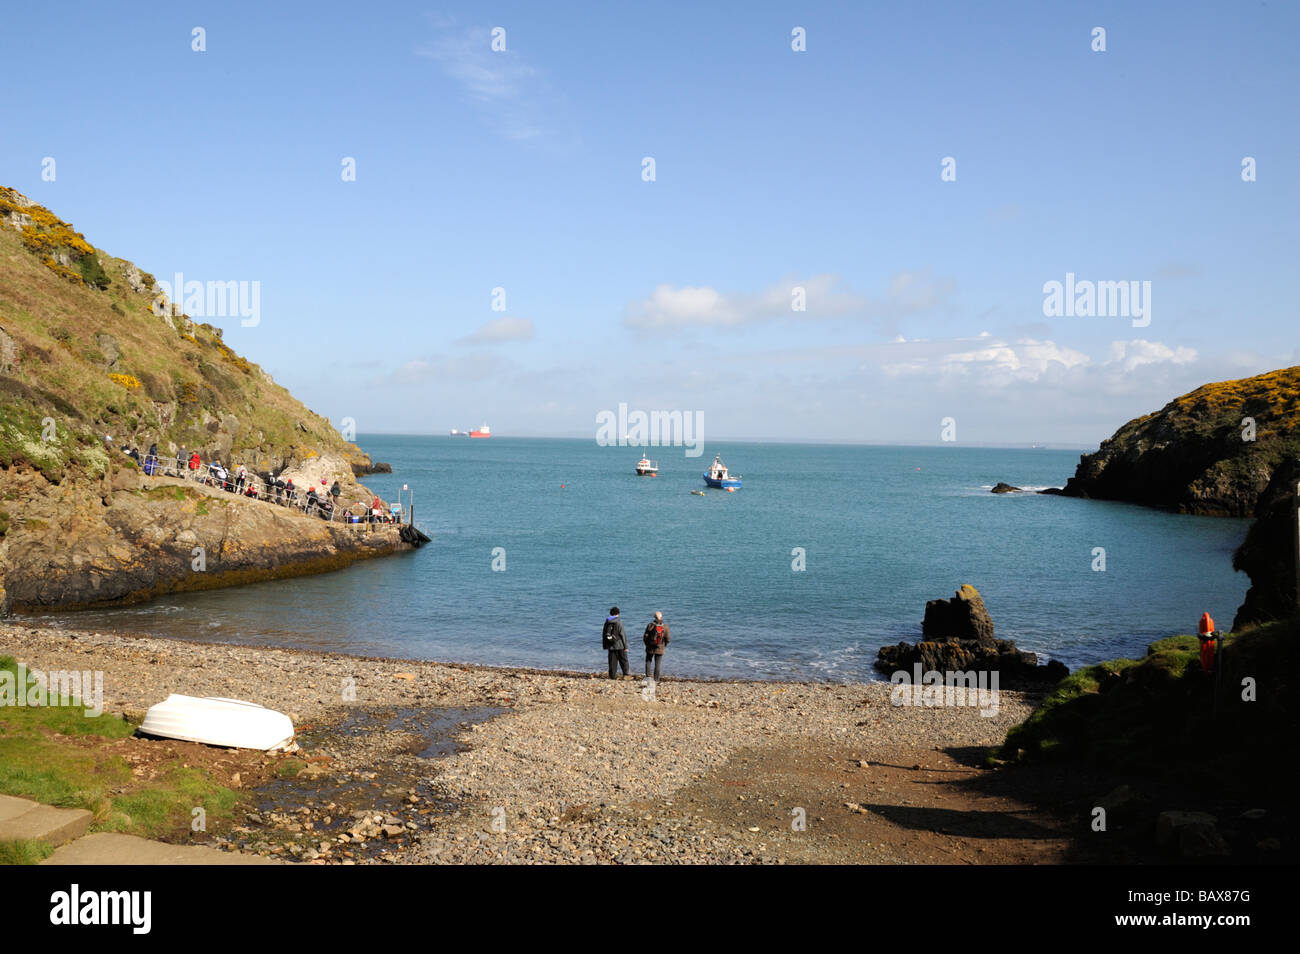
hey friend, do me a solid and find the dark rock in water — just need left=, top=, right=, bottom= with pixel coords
left=990, top=482, right=1021, bottom=494
left=351, top=460, right=393, bottom=476
left=878, top=583, right=1068, bottom=687
left=876, top=638, right=1066, bottom=687
left=922, top=584, right=995, bottom=643
left=1037, top=487, right=1066, bottom=496
left=399, top=524, right=431, bottom=546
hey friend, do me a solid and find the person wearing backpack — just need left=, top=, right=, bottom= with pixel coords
left=642, top=611, right=670, bottom=681
left=602, top=606, right=628, bottom=679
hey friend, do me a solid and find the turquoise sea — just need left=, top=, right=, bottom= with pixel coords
left=33, top=437, right=1252, bottom=682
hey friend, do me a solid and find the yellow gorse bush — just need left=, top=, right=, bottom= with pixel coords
left=108, top=373, right=142, bottom=390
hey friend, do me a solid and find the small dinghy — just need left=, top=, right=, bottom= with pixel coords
left=139, top=694, right=296, bottom=751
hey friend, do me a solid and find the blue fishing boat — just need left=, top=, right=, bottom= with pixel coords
left=703, top=454, right=742, bottom=491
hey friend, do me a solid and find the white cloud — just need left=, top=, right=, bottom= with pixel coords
left=1104, top=339, right=1197, bottom=373
left=417, top=23, right=553, bottom=142
left=372, top=352, right=513, bottom=387
left=622, top=270, right=954, bottom=332
left=877, top=335, right=1196, bottom=386
left=456, top=317, right=535, bottom=345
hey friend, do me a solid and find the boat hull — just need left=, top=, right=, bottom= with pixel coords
left=703, top=475, right=742, bottom=489
left=139, top=694, right=296, bottom=751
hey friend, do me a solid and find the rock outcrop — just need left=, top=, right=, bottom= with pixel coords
left=1057, top=366, right=1300, bottom=517
left=990, top=482, right=1022, bottom=494
left=876, top=585, right=1068, bottom=686
left=0, top=462, right=411, bottom=614
left=922, top=584, right=995, bottom=641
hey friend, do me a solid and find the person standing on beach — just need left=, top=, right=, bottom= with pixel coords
left=602, top=606, right=628, bottom=679
left=643, top=611, right=670, bottom=681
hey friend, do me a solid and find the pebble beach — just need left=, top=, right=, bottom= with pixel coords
left=2, top=621, right=1063, bottom=864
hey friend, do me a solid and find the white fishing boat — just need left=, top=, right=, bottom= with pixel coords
left=138, top=694, right=296, bottom=751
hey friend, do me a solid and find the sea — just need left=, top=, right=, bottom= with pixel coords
left=28, top=437, right=1252, bottom=683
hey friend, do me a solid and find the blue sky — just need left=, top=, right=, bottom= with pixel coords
left=4, top=0, right=1297, bottom=446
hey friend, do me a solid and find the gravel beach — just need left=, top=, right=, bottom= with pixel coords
left=2, top=621, right=1069, bottom=864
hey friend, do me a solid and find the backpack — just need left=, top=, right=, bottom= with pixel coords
left=647, top=623, right=665, bottom=649
left=602, top=618, right=619, bottom=649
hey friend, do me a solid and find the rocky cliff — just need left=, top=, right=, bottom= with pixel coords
left=0, top=186, right=416, bottom=613
left=1058, top=366, right=1300, bottom=517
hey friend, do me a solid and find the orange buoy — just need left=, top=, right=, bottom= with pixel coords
left=1197, top=612, right=1217, bottom=672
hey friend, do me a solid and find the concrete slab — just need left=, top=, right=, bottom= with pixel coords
left=41, top=832, right=286, bottom=865
left=0, top=796, right=92, bottom=847
left=0, top=794, right=36, bottom=824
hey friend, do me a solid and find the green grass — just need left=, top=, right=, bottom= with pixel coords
left=106, top=766, right=240, bottom=838
left=0, top=838, right=54, bottom=865
left=0, top=656, right=241, bottom=840
left=273, top=758, right=306, bottom=779
left=1000, top=618, right=1300, bottom=797
left=0, top=187, right=372, bottom=483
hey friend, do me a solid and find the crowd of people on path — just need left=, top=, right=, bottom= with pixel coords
left=601, top=607, right=671, bottom=681
left=106, top=435, right=403, bottom=526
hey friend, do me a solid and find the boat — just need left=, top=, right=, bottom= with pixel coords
left=703, top=454, right=742, bottom=491
left=469, top=424, right=491, bottom=438
left=450, top=428, right=470, bottom=437
left=635, top=456, right=658, bottom=476
left=138, top=694, right=296, bottom=751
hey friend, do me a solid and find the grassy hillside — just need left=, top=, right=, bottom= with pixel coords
left=999, top=618, right=1299, bottom=800
left=0, top=185, right=367, bottom=483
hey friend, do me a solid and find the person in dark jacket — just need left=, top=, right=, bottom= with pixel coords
left=602, top=606, right=628, bottom=679
left=643, top=611, right=670, bottom=681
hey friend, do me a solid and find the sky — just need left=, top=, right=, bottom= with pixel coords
left=3, top=0, right=1297, bottom=447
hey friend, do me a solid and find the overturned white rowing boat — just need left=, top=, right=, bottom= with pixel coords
left=139, top=694, right=296, bottom=751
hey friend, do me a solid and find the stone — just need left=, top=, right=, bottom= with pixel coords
left=94, top=332, right=120, bottom=369
left=110, top=466, right=141, bottom=491
left=877, top=584, right=1068, bottom=687
left=922, top=584, right=995, bottom=643
left=0, top=325, right=18, bottom=372
left=1155, top=810, right=1228, bottom=859
left=990, top=482, right=1022, bottom=494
